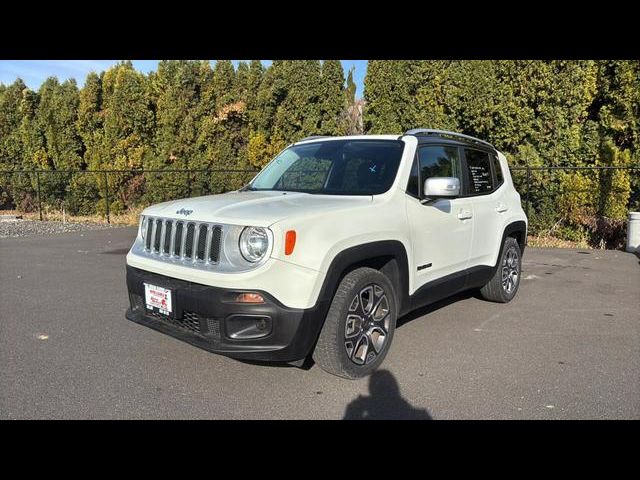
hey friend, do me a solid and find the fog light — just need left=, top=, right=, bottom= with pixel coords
left=255, top=318, right=268, bottom=331
left=226, top=315, right=272, bottom=339
left=235, top=292, right=265, bottom=304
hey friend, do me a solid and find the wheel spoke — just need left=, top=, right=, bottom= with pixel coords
left=344, top=339, right=355, bottom=359
left=348, top=295, right=359, bottom=312
left=371, top=295, right=389, bottom=322
left=368, top=326, right=386, bottom=353
left=360, top=286, right=374, bottom=315
left=352, top=333, right=369, bottom=365
left=345, top=314, right=363, bottom=338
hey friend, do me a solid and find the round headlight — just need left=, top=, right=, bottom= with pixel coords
left=239, top=227, right=270, bottom=263
left=140, top=216, right=147, bottom=240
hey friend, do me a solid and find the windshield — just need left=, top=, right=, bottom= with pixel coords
left=248, top=139, right=405, bottom=195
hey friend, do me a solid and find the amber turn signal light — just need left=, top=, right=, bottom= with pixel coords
left=235, top=292, right=265, bottom=304
left=285, top=230, right=296, bottom=255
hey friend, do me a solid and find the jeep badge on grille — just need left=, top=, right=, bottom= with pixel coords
left=176, top=208, right=193, bottom=216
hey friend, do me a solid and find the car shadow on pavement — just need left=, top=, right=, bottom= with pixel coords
left=237, top=291, right=480, bottom=372
left=397, top=289, right=479, bottom=328
left=343, top=369, right=432, bottom=420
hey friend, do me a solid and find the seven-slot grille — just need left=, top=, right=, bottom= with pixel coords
left=143, top=216, right=222, bottom=264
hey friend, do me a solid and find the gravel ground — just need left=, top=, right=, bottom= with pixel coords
left=0, top=218, right=115, bottom=238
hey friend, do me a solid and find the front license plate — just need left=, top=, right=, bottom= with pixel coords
left=144, top=283, right=173, bottom=316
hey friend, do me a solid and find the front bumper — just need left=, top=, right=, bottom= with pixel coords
left=125, top=266, right=328, bottom=362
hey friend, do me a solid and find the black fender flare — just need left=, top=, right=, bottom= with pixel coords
left=501, top=220, right=528, bottom=257
left=477, top=219, right=527, bottom=285
left=315, top=240, right=411, bottom=317
left=487, top=220, right=528, bottom=279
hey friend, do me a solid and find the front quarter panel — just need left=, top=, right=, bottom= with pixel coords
left=268, top=191, right=413, bottom=310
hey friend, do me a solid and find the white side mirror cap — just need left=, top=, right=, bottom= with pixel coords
left=423, top=177, right=460, bottom=198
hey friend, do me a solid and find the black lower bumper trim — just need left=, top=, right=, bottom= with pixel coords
left=125, top=266, right=328, bottom=362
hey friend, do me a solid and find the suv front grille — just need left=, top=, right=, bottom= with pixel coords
left=173, top=221, right=183, bottom=256
left=141, top=216, right=223, bottom=266
left=184, top=223, right=195, bottom=258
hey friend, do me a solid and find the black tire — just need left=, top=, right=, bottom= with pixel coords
left=480, top=236, right=522, bottom=303
left=313, top=267, right=398, bottom=379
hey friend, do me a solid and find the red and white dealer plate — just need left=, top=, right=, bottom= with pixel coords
left=144, top=283, right=172, bottom=315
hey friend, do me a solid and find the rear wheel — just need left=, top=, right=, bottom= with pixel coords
left=480, top=236, right=522, bottom=303
left=313, top=267, right=397, bottom=379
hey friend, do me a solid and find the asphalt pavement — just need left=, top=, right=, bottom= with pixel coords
left=1, top=227, right=638, bottom=419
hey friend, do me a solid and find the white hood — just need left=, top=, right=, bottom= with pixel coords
left=142, top=190, right=373, bottom=227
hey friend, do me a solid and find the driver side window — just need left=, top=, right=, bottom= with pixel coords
left=406, top=145, right=462, bottom=198
left=419, top=145, right=461, bottom=180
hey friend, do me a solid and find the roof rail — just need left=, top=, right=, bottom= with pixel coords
left=297, top=135, right=331, bottom=143
left=404, top=129, right=494, bottom=149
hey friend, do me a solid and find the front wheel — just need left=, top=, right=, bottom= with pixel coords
left=479, top=236, right=522, bottom=303
left=313, top=267, right=397, bottom=379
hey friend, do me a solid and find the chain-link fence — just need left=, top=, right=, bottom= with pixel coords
left=511, top=166, right=640, bottom=248
left=0, top=168, right=259, bottom=223
left=1, top=165, right=639, bottom=248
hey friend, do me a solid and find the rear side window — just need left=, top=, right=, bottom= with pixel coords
left=464, top=149, right=494, bottom=194
left=492, top=154, right=504, bottom=187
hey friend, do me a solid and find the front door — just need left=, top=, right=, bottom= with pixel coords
left=405, top=144, right=474, bottom=293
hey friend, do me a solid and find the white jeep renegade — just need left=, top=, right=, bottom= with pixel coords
left=126, top=129, right=528, bottom=379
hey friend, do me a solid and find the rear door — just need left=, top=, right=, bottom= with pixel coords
left=462, top=148, right=505, bottom=267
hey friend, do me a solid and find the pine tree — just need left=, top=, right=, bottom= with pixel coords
left=271, top=60, right=323, bottom=142
left=253, top=61, right=281, bottom=136
left=234, top=61, right=250, bottom=103
left=147, top=60, right=203, bottom=201
left=36, top=78, right=83, bottom=170
left=197, top=61, right=254, bottom=191
left=68, top=71, right=104, bottom=215
left=29, top=77, right=84, bottom=208
left=212, top=60, right=235, bottom=110
left=19, top=88, right=44, bottom=169
left=364, top=60, right=418, bottom=134
left=0, top=80, right=32, bottom=209
left=0, top=79, right=27, bottom=171
left=319, top=60, right=345, bottom=135
left=345, top=67, right=356, bottom=106
left=243, top=60, right=265, bottom=132
left=99, top=61, right=155, bottom=213
left=341, top=67, right=363, bottom=135
left=77, top=71, right=104, bottom=169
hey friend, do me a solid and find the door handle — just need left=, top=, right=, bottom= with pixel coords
left=457, top=209, right=473, bottom=220
left=495, top=203, right=509, bottom=213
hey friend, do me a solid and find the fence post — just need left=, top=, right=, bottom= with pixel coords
left=103, top=171, right=110, bottom=224
left=525, top=166, right=531, bottom=219
left=36, top=171, right=43, bottom=221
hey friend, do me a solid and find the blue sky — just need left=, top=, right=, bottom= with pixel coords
left=0, top=60, right=368, bottom=99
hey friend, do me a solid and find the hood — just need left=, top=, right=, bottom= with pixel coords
left=142, top=190, right=373, bottom=227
